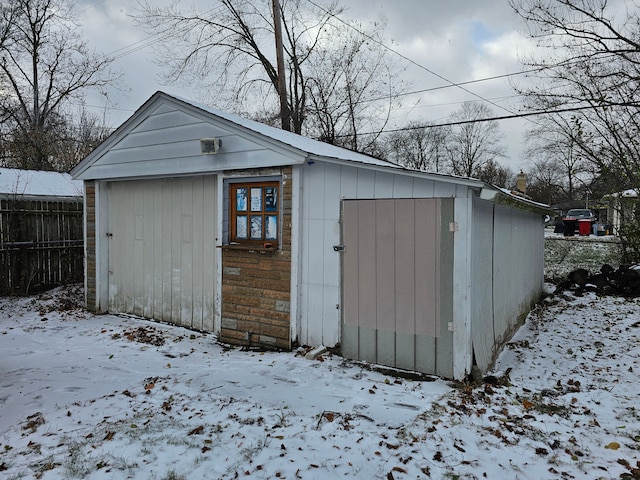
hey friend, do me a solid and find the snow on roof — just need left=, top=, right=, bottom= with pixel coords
left=0, top=167, right=83, bottom=198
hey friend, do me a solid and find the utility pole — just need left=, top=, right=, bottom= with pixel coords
left=272, top=0, right=291, bottom=131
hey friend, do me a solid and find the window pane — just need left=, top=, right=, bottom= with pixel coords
left=236, top=188, right=247, bottom=211
left=236, top=215, right=248, bottom=239
left=266, top=215, right=278, bottom=240
left=250, top=215, right=262, bottom=239
left=265, top=187, right=278, bottom=211
left=250, top=187, right=262, bottom=212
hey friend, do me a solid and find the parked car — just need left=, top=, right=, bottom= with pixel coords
left=562, top=209, right=597, bottom=236
left=564, top=209, right=597, bottom=222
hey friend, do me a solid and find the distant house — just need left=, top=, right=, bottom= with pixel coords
left=71, top=91, right=550, bottom=380
left=0, top=168, right=84, bottom=294
left=603, top=189, right=639, bottom=235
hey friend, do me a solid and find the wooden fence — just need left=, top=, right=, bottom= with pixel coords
left=0, top=197, right=83, bottom=295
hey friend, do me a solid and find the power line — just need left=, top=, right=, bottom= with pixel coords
left=363, top=104, right=602, bottom=137
left=305, top=0, right=518, bottom=116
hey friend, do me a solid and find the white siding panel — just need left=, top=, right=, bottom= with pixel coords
left=392, top=175, right=415, bottom=198
left=356, top=169, right=375, bottom=198
left=339, top=165, right=358, bottom=197
left=114, top=123, right=222, bottom=150
left=434, top=181, right=457, bottom=197
left=323, top=219, right=340, bottom=288
left=373, top=171, right=394, bottom=197
left=133, top=109, right=200, bottom=133
left=107, top=176, right=217, bottom=332
left=492, top=205, right=543, bottom=346
left=470, top=198, right=495, bottom=372
left=412, top=178, right=435, bottom=197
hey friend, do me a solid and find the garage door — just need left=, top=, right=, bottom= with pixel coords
left=108, top=176, right=217, bottom=331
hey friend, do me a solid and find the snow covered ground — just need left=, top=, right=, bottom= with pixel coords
left=0, top=285, right=639, bottom=479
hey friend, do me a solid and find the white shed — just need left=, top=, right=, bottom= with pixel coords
left=71, top=91, right=548, bottom=379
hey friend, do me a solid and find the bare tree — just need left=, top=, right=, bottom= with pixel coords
left=511, top=0, right=640, bottom=190
left=511, top=0, right=640, bottom=258
left=524, top=113, right=592, bottom=204
left=384, top=122, right=449, bottom=172
left=474, top=159, right=514, bottom=188
left=445, top=102, right=506, bottom=178
left=135, top=0, right=406, bottom=152
left=0, top=0, right=117, bottom=171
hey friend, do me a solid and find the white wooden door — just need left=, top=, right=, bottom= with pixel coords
left=107, top=176, right=217, bottom=331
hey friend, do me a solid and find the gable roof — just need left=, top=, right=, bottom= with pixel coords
left=71, top=91, right=411, bottom=181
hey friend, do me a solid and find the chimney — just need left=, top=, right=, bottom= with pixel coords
left=516, top=171, right=526, bottom=195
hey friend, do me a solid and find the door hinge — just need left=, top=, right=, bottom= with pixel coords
left=449, top=222, right=458, bottom=233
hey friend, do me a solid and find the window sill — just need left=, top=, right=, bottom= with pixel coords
left=218, top=244, right=279, bottom=253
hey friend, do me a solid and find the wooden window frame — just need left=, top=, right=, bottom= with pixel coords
left=230, top=181, right=280, bottom=247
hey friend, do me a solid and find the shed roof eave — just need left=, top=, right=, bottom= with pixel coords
left=480, top=186, right=554, bottom=215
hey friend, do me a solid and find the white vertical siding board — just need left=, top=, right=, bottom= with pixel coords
left=307, top=283, right=325, bottom=345
left=356, top=169, right=376, bottom=198
left=142, top=181, right=155, bottom=318
left=133, top=186, right=145, bottom=315
left=470, top=198, right=495, bottom=372
left=307, top=162, right=326, bottom=220
left=161, top=179, right=173, bottom=320
left=290, top=165, right=303, bottom=345
left=323, top=219, right=340, bottom=287
left=123, top=185, right=135, bottom=313
left=152, top=181, right=164, bottom=320
left=307, top=219, right=325, bottom=284
left=170, top=180, right=182, bottom=324
left=180, top=178, right=194, bottom=327
left=433, top=181, right=456, bottom=197
left=299, top=283, right=310, bottom=343
left=306, top=219, right=326, bottom=344
left=339, top=165, right=358, bottom=199
left=96, top=182, right=110, bottom=312
left=323, top=164, right=339, bottom=220
left=392, top=175, right=415, bottom=198
left=412, top=178, right=435, bottom=197
left=202, top=175, right=217, bottom=332
left=452, top=194, right=473, bottom=379
left=373, top=171, right=394, bottom=198
left=322, top=284, right=340, bottom=346
left=107, top=183, right=118, bottom=311
left=191, top=177, right=205, bottom=330
left=492, top=205, right=515, bottom=342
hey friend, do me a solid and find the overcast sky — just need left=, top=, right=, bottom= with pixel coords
left=75, top=0, right=537, bottom=171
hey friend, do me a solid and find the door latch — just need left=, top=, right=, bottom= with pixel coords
left=333, top=245, right=345, bottom=252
